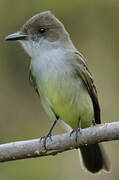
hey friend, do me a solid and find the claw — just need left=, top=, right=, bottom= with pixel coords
left=40, top=119, right=58, bottom=150
left=70, top=127, right=82, bottom=143
left=92, top=119, right=96, bottom=126
left=40, top=132, right=53, bottom=150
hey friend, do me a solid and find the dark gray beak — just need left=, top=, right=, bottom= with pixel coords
left=5, top=31, right=28, bottom=41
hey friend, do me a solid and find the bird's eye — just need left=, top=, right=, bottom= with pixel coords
left=38, top=28, right=47, bottom=34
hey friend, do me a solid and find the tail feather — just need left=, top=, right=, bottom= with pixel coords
left=80, top=144, right=110, bottom=173
left=99, top=144, right=111, bottom=172
left=59, top=120, right=111, bottom=173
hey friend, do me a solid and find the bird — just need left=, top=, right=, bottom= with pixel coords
left=5, top=11, right=110, bottom=173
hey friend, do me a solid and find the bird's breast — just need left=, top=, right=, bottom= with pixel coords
left=30, top=51, right=94, bottom=129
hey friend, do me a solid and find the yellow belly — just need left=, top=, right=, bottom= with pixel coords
left=41, top=77, right=94, bottom=129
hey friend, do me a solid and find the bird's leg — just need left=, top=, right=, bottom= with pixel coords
left=92, top=119, right=96, bottom=126
left=70, top=118, right=82, bottom=143
left=40, top=116, right=59, bottom=150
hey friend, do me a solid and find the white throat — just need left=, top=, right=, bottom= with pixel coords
left=19, top=38, right=76, bottom=80
left=19, top=36, right=75, bottom=59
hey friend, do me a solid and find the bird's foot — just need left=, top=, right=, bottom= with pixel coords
left=40, top=119, right=58, bottom=151
left=92, top=119, right=96, bottom=126
left=70, top=127, right=82, bottom=144
left=40, top=132, right=53, bottom=151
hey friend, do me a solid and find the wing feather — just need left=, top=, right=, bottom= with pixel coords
left=29, top=70, right=39, bottom=96
left=74, top=52, right=101, bottom=124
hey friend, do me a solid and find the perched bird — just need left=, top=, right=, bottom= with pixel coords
left=5, top=11, right=110, bottom=173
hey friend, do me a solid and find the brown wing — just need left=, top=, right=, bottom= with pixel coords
left=29, top=70, right=39, bottom=96
left=74, top=52, right=101, bottom=124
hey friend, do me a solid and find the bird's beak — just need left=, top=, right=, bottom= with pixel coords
left=5, top=31, right=28, bottom=41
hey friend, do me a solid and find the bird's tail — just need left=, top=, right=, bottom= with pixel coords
left=79, top=143, right=110, bottom=173
left=59, top=120, right=110, bottom=173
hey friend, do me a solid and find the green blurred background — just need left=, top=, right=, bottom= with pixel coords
left=0, top=0, right=119, bottom=179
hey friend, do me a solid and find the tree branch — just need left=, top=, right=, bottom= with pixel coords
left=0, top=122, right=119, bottom=162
